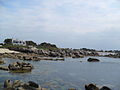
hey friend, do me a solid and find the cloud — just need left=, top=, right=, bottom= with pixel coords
left=1, top=0, right=120, bottom=32
left=0, top=0, right=120, bottom=49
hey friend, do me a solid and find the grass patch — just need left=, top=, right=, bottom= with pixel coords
left=0, top=44, right=29, bottom=49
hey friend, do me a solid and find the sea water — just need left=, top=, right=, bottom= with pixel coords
left=0, top=56, right=120, bottom=90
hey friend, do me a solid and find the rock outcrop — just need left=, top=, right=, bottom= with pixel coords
left=85, top=84, right=111, bottom=90
left=4, top=80, right=47, bottom=90
left=85, top=84, right=99, bottom=90
left=7, top=47, right=100, bottom=58
left=87, top=58, right=100, bottom=62
left=100, top=86, right=111, bottom=90
left=8, top=62, right=33, bottom=72
left=0, top=53, right=65, bottom=61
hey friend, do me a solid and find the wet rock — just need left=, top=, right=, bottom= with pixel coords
left=28, top=81, right=39, bottom=88
left=100, top=86, right=111, bottom=90
left=87, top=58, right=100, bottom=62
left=85, top=84, right=111, bottom=90
left=22, top=84, right=36, bottom=90
left=8, top=62, right=33, bottom=72
left=4, top=80, right=47, bottom=90
left=85, top=84, right=99, bottom=90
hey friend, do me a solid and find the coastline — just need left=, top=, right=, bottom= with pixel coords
left=0, top=46, right=117, bottom=90
left=0, top=48, right=20, bottom=54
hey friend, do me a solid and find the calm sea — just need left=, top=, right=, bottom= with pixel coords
left=0, top=56, right=120, bottom=90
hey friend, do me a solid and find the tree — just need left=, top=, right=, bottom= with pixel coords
left=37, top=42, right=58, bottom=50
left=26, top=41, right=37, bottom=46
left=4, top=39, right=12, bottom=45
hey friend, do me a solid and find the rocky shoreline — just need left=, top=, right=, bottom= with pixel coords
left=3, top=80, right=47, bottom=90
left=8, top=47, right=99, bottom=58
left=0, top=53, right=65, bottom=61
left=0, top=61, right=33, bottom=73
left=2, top=80, right=111, bottom=90
left=6, top=47, right=120, bottom=59
left=0, top=44, right=118, bottom=90
left=1, top=46, right=120, bottom=61
left=0, top=47, right=100, bottom=62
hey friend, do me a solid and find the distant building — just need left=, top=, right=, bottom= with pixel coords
left=12, top=39, right=26, bottom=46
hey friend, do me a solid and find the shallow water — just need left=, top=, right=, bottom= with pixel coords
left=0, top=56, right=120, bottom=90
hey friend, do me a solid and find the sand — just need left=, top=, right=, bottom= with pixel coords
left=0, top=48, right=19, bottom=54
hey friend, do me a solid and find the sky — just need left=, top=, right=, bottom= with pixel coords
left=0, top=0, right=120, bottom=50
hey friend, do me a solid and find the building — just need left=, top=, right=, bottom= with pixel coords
left=12, top=39, right=26, bottom=46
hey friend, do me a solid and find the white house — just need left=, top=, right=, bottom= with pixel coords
left=12, top=39, right=26, bottom=46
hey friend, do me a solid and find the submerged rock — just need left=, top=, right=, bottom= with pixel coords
left=87, top=58, right=100, bottom=62
left=4, top=80, right=47, bottom=90
left=8, top=62, right=33, bottom=72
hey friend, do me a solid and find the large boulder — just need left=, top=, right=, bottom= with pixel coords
left=100, top=86, right=111, bottom=90
left=4, top=80, right=46, bottom=90
left=85, top=84, right=99, bottom=90
left=28, top=81, right=39, bottom=88
left=87, top=58, right=100, bottom=62
left=85, top=84, right=111, bottom=90
left=8, top=62, right=33, bottom=72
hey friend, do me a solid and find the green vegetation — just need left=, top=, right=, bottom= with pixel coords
left=37, top=42, right=58, bottom=50
left=0, top=44, right=28, bottom=49
left=2, top=38, right=59, bottom=50
left=4, top=39, right=12, bottom=45
left=26, top=41, right=37, bottom=46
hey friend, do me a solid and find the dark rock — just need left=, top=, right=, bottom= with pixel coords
left=8, top=62, right=33, bottom=72
left=100, top=86, right=111, bottom=90
left=22, top=84, right=35, bottom=90
left=85, top=84, right=99, bottom=90
left=87, top=58, right=100, bottom=62
left=28, top=81, right=39, bottom=88
left=3, top=80, right=46, bottom=90
left=85, top=84, right=111, bottom=90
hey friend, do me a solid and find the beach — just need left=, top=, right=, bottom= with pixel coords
left=0, top=48, right=19, bottom=54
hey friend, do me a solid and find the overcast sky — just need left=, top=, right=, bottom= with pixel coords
left=0, top=0, right=120, bottom=50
